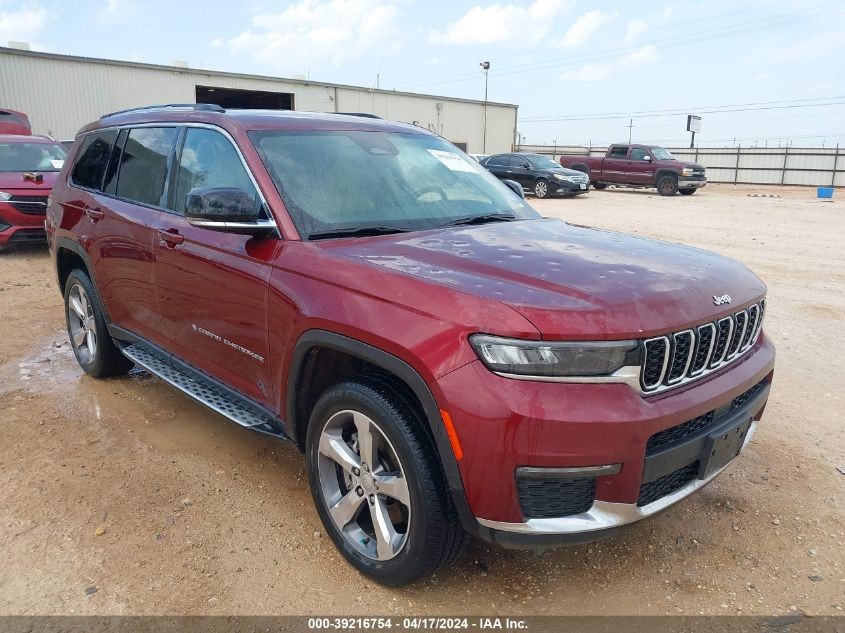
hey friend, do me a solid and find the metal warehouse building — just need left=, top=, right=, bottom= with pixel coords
left=0, top=47, right=517, bottom=153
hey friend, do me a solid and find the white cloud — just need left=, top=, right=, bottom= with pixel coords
left=625, top=19, right=647, bottom=43
left=103, top=0, right=119, bottom=15
left=560, top=64, right=611, bottom=82
left=430, top=0, right=571, bottom=45
left=555, top=9, right=617, bottom=48
left=561, top=45, right=659, bottom=82
left=227, top=0, right=402, bottom=69
left=621, top=44, right=659, bottom=67
left=0, top=4, right=48, bottom=44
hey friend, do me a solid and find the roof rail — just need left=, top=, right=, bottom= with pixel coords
left=334, top=112, right=382, bottom=119
left=100, top=103, right=225, bottom=119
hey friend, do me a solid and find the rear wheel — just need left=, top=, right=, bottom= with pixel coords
left=64, top=269, right=132, bottom=377
left=679, top=188, right=697, bottom=195
left=656, top=175, right=678, bottom=196
left=306, top=377, right=465, bottom=586
left=534, top=179, right=550, bottom=198
left=592, top=182, right=608, bottom=190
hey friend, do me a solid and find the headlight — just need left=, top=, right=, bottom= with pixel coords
left=554, top=173, right=573, bottom=182
left=0, top=191, right=12, bottom=201
left=681, top=167, right=694, bottom=177
left=469, top=334, right=640, bottom=377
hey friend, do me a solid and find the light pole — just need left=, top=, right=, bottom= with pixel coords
left=480, top=61, right=490, bottom=153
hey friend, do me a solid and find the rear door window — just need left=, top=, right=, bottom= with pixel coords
left=70, top=130, right=118, bottom=191
left=487, top=155, right=509, bottom=167
left=609, top=146, right=628, bottom=158
left=115, top=127, right=178, bottom=207
left=172, top=127, right=257, bottom=215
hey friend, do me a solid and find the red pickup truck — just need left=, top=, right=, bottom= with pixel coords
left=560, top=144, right=706, bottom=196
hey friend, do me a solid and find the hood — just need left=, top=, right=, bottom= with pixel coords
left=539, top=166, right=586, bottom=177
left=661, top=159, right=705, bottom=171
left=0, top=170, right=59, bottom=192
left=321, top=219, right=765, bottom=340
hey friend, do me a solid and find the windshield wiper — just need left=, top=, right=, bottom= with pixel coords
left=437, top=213, right=517, bottom=228
left=308, top=226, right=411, bottom=240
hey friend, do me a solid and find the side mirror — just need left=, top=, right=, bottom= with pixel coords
left=185, top=187, right=274, bottom=235
left=644, top=155, right=652, bottom=161
left=501, top=179, right=525, bottom=199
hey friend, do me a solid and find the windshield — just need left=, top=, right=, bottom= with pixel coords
left=526, top=154, right=561, bottom=169
left=651, top=147, right=675, bottom=160
left=249, top=130, right=539, bottom=239
left=0, top=142, right=67, bottom=172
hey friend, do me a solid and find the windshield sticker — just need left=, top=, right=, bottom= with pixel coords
left=50, top=160, right=65, bottom=169
left=427, top=149, right=477, bottom=173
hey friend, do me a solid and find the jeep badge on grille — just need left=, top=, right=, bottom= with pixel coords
left=713, top=294, right=732, bottom=306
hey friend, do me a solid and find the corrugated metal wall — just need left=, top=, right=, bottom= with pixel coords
left=0, top=48, right=517, bottom=154
left=518, top=144, right=844, bottom=187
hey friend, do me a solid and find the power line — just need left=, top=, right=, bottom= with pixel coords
left=389, top=3, right=842, bottom=90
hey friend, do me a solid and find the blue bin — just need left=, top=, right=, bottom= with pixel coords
left=817, top=187, right=834, bottom=199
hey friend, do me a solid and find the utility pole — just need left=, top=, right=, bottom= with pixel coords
left=627, top=118, right=634, bottom=144
left=480, top=61, right=490, bottom=153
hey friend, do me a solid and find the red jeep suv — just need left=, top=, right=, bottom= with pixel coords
left=47, top=105, right=775, bottom=585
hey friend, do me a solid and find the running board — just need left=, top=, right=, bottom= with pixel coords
left=121, top=343, right=287, bottom=439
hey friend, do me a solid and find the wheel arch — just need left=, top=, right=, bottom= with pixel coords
left=653, top=169, right=679, bottom=185
left=285, top=329, right=477, bottom=533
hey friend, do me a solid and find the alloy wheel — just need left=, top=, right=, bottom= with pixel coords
left=535, top=181, right=548, bottom=197
left=317, top=409, right=411, bottom=561
left=67, top=283, right=97, bottom=363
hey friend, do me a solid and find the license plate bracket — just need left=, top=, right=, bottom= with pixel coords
left=699, top=417, right=752, bottom=478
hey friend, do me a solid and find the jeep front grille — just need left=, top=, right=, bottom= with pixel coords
left=640, top=300, right=765, bottom=394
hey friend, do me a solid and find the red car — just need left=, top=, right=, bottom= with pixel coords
left=1, top=134, right=67, bottom=248
left=0, top=109, right=32, bottom=135
left=47, top=105, right=774, bottom=585
left=560, top=143, right=707, bottom=196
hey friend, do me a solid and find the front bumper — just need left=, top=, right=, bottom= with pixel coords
left=0, top=200, right=48, bottom=246
left=552, top=180, right=590, bottom=196
left=433, top=333, right=775, bottom=545
left=678, top=178, right=707, bottom=189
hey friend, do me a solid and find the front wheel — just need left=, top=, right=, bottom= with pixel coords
left=64, top=269, right=133, bottom=377
left=679, top=188, right=697, bottom=195
left=534, top=179, right=550, bottom=198
left=656, top=175, right=678, bottom=196
left=306, top=377, right=465, bottom=586
left=592, top=182, right=608, bottom=190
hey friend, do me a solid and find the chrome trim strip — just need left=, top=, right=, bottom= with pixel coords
left=492, top=365, right=641, bottom=387
left=516, top=464, right=621, bottom=479
left=478, top=423, right=757, bottom=535
left=188, top=218, right=277, bottom=232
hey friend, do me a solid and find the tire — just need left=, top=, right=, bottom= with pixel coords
left=64, top=269, right=133, bottom=377
left=679, top=188, right=697, bottom=195
left=656, top=174, right=678, bottom=196
left=592, top=182, right=608, bottom=190
left=306, top=376, right=466, bottom=586
left=534, top=179, right=550, bottom=199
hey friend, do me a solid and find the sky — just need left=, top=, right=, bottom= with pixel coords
left=2, top=0, right=844, bottom=147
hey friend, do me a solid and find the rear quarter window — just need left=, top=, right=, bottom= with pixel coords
left=70, top=130, right=119, bottom=191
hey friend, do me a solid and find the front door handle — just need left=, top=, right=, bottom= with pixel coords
left=158, top=229, right=184, bottom=246
left=85, top=207, right=104, bottom=221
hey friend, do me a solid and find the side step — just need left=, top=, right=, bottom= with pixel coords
left=121, top=343, right=287, bottom=439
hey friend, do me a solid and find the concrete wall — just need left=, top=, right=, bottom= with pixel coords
left=0, top=48, right=517, bottom=154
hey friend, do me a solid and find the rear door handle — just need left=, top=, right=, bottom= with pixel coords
left=85, top=207, right=104, bottom=221
left=158, top=229, right=184, bottom=246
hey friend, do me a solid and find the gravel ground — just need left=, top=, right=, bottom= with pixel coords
left=0, top=183, right=842, bottom=616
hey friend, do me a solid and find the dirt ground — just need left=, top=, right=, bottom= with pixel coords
left=0, top=183, right=842, bottom=616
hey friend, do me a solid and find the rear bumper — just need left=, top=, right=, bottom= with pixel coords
left=433, top=333, right=775, bottom=545
left=678, top=178, right=707, bottom=189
